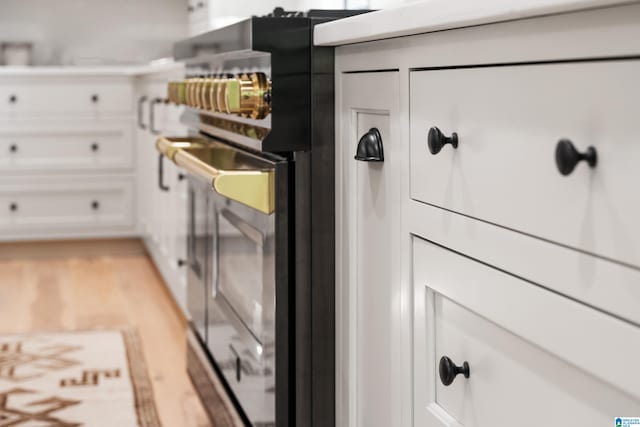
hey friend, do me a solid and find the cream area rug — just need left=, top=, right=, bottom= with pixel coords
left=0, top=329, right=161, bottom=427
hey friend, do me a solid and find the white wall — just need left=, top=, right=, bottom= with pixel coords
left=0, top=0, right=188, bottom=65
left=298, top=0, right=345, bottom=9
left=347, top=0, right=420, bottom=9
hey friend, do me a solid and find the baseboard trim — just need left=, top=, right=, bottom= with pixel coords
left=0, top=238, right=146, bottom=260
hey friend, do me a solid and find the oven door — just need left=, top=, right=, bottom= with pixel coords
left=157, top=135, right=287, bottom=427
left=207, top=190, right=276, bottom=426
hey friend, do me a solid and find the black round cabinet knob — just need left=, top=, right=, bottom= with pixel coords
left=9, top=203, right=18, bottom=212
left=9, top=95, right=17, bottom=104
left=354, top=128, right=384, bottom=162
left=555, top=139, right=597, bottom=176
left=9, top=144, right=17, bottom=153
left=91, top=200, right=100, bottom=210
left=177, top=259, right=186, bottom=267
left=439, top=356, right=470, bottom=386
left=91, top=94, right=99, bottom=103
left=91, top=142, right=99, bottom=152
left=428, top=126, right=458, bottom=155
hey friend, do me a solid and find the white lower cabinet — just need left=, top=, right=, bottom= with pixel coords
left=337, top=71, right=402, bottom=427
left=409, top=60, right=640, bottom=268
left=0, top=72, right=136, bottom=240
left=0, top=119, right=134, bottom=173
left=0, top=175, right=134, bottom=239
left=135, top=66, right=188, bottom=313
left=334, top=5, right=640, bottom=427
left=413, top=236, right=640, bottom=426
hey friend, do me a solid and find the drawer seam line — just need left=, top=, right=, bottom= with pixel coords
left=412, top=233, right=640, bottom=329
left=411, top=198, right=640, bottom=272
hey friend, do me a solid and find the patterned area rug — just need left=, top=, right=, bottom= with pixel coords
left=0, top=329, right=161, bottom=427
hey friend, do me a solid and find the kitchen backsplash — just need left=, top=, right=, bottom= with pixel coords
left=0, top=0, right=188, bottom=65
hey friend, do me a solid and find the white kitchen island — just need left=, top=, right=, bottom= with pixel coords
left=318, top=2, right=640, bottom=426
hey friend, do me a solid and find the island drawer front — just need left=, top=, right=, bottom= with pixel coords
left=409, top=60, right=640, bottom=268
left=0, top=176, right=134, bottom=235
left=412, top=236, right=640, bottom=427
left=0, top=80, right=133, bottom=115
left=0, top=120, right=134, bottom=173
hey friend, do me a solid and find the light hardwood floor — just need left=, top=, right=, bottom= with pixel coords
left=0, top=241, right=211, bottom=427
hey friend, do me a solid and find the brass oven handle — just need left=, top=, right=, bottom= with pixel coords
left=155, top=136, right=275, bottom=214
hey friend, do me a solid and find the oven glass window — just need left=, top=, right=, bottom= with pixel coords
left=215, top=205, right=275, bottom=347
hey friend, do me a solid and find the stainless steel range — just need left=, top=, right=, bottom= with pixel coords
left=156, top=8, right=368, bottom=427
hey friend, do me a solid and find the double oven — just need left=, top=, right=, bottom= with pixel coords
left=157, top=8, right=367, bottom=427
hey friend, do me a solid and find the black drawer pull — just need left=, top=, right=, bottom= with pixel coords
left=91, top=94, right=99, bottom=103
left=9, top=203, right=18, bottom=212
left=91, top=142, right=99, bottom=152
left=229, top=344, right=241, bottom=382
left=428, top=126, right=458, bottom=155
left=9, top=95, right=17, bottom=104
left=555, top=139, right=597, bottom=176
left=439, top=356, right=470, bottom=386
left=150, top=98, right=167, bottom=135
left=354, top=128, right=384, bottom=162
left=177, top=259, right=186, bottom=267
left=158, top=154, right=170, bottom=192
left=178, top=173, right=186, bottom=181
left=9, top=144, right=18, bottom=153
left=91, top=200, right=100, bottom=210
left=137, top=95, right=148, bottom=130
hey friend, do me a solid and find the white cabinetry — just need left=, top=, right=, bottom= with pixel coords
left=135, top=65, right=188, bottom=312
left=0, top=66, right=190, bottom=313
left=409, top=61, right=640, bottom=268
left=333, top=3, right=640, bottom=426
left=337, top=71, right=404, bottom=427
left=0, top=119, right=134, bottom=173
left=0, top=176, right=133, bottom=240
left=412, top=237, right=640, bottom=426
left=0, top=73, right=136, bottom=240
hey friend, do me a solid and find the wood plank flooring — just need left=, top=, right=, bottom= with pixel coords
left=0, top=243, right=212, bottom=427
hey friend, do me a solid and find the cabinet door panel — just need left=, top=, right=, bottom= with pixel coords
left=0, top=120, right=133, bottom=173
left=410, top=61, right=640, bottom=268
left=337, top=71, right=400, bottom=427
left=0, top=80, right=132, bottom=115
left=0, top=175, right=133, bottom=239
left=413, top=236, right=640, bottom=426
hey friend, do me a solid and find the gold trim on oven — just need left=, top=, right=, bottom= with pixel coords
left=156, top=136, right=275, bottom=214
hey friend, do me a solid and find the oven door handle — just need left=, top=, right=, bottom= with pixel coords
left=156, top=136, right=275, bottom=215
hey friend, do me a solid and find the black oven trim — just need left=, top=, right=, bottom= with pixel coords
left=292, top=23, right=340, bottom=427
left=274, top=159, right=294, bottom=427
